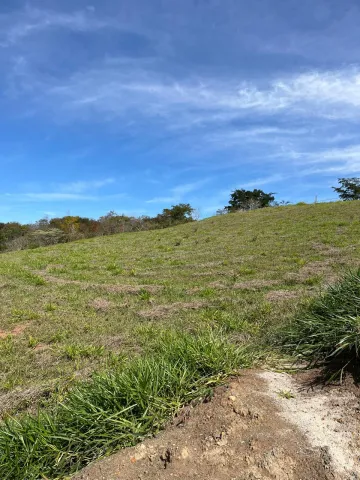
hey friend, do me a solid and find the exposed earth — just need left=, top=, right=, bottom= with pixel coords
left=74, top=370, right=360, bottom=480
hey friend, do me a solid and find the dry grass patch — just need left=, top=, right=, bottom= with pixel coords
left=233, top=279, right=280, bottom=291
left=265, top=290, right=302, bottom=302
left=139, top=301, right=208, bottom=319
left=0, top=386, right=51, bottom=419
left=45, top=264, right=65, bottom=271
left=311, top=242, right=343, bottom=256
left=208, top=281, right=227, bottom=289
left=39, top=273, right=163, bottom=295
left=104, top=284, right=162, bottom=295
left=89, top=298, right=114, bottom=311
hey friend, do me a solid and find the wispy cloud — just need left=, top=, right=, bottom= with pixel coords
left=0, top=7, right=120, bottom=47
left=4, top=192, right=98, bottom=202
left=57, top=178, right=115, bottom=194
left=26, top=66, right=360, bottom=126
left=240, top=174, right=285, bottom=190
left=146, top=179, right=210, bottom=204
left=145, top=196, right=175, bottom=204
left=2, top=178, right=118, bottom=203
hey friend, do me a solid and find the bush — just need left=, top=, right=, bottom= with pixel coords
left=279, top=269, right=360, bottom=374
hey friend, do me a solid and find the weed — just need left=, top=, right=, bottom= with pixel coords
left=199, top=288, right=216, bottom=298
left=28, top=336, right=39, bottom=348
left=303, top=275, right=322, bottom=286
left=277, top=389, right=295, bottom=399
left=0, top=336, right=14, bottom=355
left=11, top=309, right=39, bottom=321
left=45, top=303, right=56, bottom=312
left=50, top=330, right=70, bottom=343
left=106, top=263, right=124, bottom=275
left=62, top=344, right=105, bottom=360
left=138, top=289, right=152, bottom=301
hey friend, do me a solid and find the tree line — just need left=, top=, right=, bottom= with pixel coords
left=0, top=203, right=194, bottom=252
left=1, top=177, right=358, bottom=252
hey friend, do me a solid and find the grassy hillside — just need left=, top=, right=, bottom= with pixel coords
left=1, top=202, right=360, bottom=413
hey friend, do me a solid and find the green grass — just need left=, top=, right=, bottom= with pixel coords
left=0, top=201, right=360, bottom=477
left=0, top=202, right=359, bottom=402
left=279, top=268, right=360, bottom=375
left=0, top=330, right=250, bottom=480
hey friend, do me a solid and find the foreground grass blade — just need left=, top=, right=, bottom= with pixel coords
left=0, top=330, right=250, bottom=480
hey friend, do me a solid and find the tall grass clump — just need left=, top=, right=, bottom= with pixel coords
left=280, top=268, right=360, bottom=373
left=0, top=330, right=249, bottom=480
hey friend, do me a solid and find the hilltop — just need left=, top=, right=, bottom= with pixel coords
left=0, top=201, right=360, bottom=479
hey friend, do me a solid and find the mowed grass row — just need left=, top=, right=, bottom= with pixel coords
left=0, top=201, right=360, bottom=413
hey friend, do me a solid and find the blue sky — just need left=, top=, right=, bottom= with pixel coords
left=1, top=0, right=360, bottom=222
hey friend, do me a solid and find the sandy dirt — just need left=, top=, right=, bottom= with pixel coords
left=74, top=370, right=360, bottom=480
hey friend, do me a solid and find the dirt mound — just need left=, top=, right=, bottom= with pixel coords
left=75, top=370, right=359, bottom=480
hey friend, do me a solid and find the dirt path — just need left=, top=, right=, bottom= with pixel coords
left=74, top=370, right=360, bottom=480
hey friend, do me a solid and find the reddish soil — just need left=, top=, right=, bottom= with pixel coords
left=74, top=370, right=356, bottom=480
left=0, top=323, right=30, bottom=339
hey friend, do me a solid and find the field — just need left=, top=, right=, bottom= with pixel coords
left=1, top=201, right=360, bottom=416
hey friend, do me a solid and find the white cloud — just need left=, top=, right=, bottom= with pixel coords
left=29, top=66, right=360, bottom=126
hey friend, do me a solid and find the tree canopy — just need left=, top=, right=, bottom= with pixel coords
left=160, top=204, right=194, bottom=222
left=225, top=189, right=275, bottom=212
left=333, top=178, right=360, bottom=201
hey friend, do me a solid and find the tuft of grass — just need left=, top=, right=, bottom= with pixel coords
left=45, top=303, right=57, bottom=312
left=11, top=309, right=40, bottom=321
left=62, top=344, right=105, bottom=360
left=279, top=269, right=360, bottom=375
left=28, top=336, right=39, bottom=348
left=277, top=389, right=295, bottom=399
left=0, top=330, right=249, bottom=480
left=138, top=289, right=152, bottom=301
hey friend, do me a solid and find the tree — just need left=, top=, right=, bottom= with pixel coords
left=333, top=178, right=360, bottom=201
left=225, top=189, right=275, bottom=212
left=161, top=204, right=194, bottom=222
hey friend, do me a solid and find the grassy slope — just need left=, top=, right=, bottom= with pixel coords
left=0, top=202, right=360, bottom=412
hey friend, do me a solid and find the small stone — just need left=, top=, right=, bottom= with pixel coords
left=229, top=395, right=237, bottom=401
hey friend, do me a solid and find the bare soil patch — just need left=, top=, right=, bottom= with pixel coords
left=74, top=370, right=355, bottom=480
left=259, top=370, right=360, bottom=479
left=0, top=323, right=30, bottom=339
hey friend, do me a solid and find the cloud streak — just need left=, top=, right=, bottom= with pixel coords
left=57, top=178, right=115, bottom=194
left=0, top=6, right=120, bottom=47
left=33, top=67, right=360, bottom=125
left=146, top=179, right=210, bottom=204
